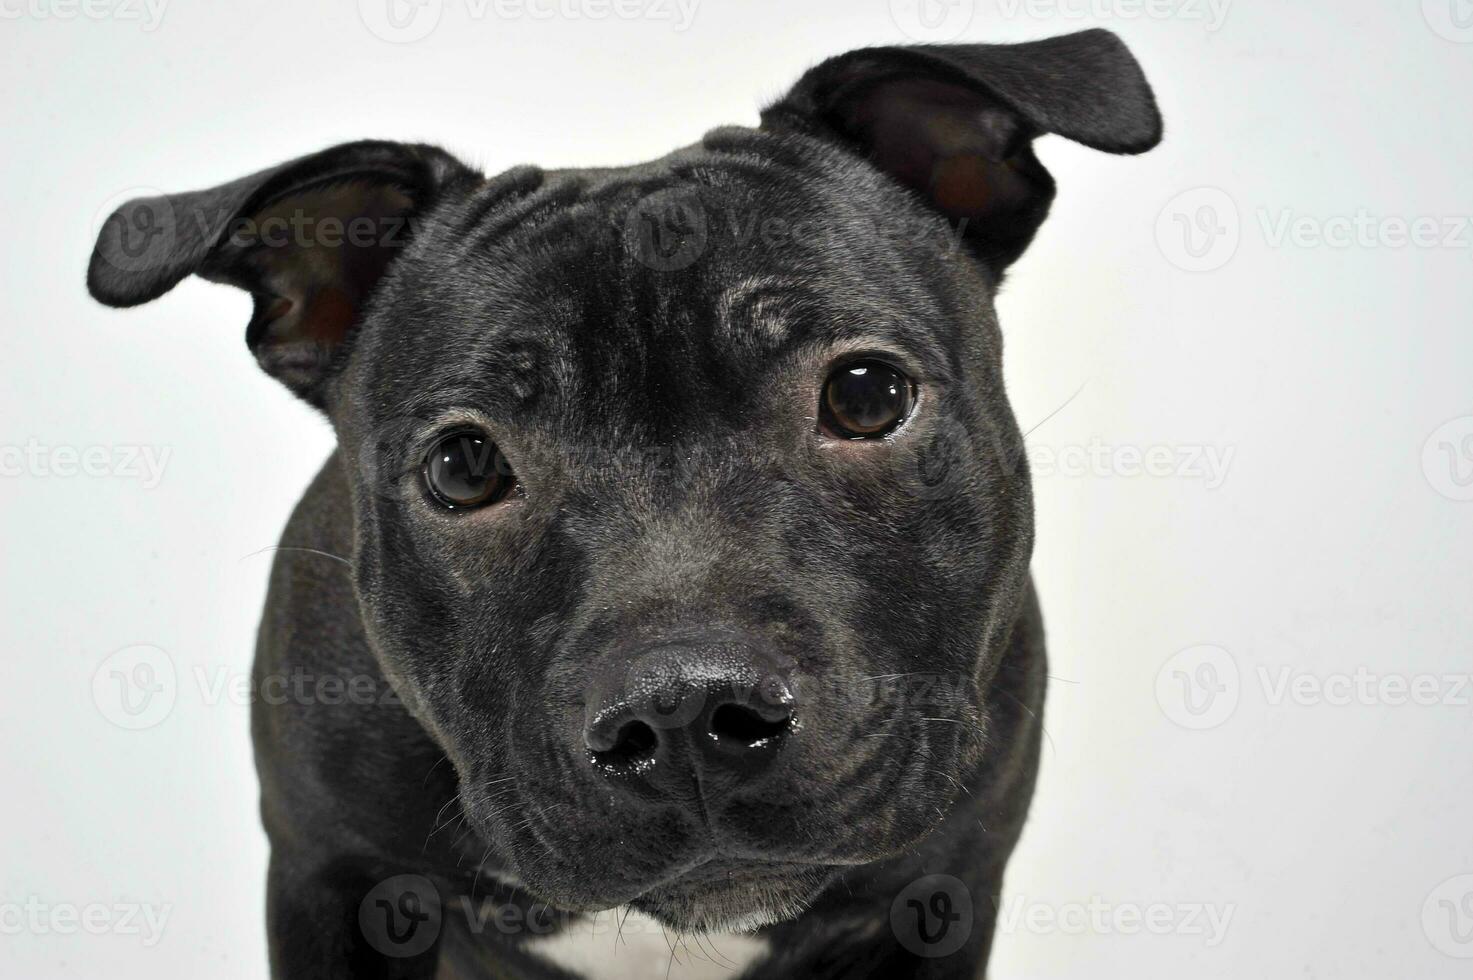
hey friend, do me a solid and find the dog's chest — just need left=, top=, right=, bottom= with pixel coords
left=524, top=908, right=768, bottom=980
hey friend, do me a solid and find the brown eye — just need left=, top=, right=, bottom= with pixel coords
left=423, top=430, right=514, bottom=509
left=821, top=361, right=915, bottom=438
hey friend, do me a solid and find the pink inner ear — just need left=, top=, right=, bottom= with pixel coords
left=242, top=181, right=413, bottom=359
left=840, top=78, right=1039, bottom=224
left=301, top=287, right=358, bottom=348
left=931, top=156, right=995, bottom=214
left=929, top=154, right=1035, bottom=221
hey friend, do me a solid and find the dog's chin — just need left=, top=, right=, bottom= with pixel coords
left=626, top=859, right=837, bottom=934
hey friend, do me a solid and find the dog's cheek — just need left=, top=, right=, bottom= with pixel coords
left=346, top=498, right=527, bottom=759
left=809, top=423, right=1016, bottom=827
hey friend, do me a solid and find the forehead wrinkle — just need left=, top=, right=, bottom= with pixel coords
left=714, top=274, right=804, bottom=356
left=469, top=177, right=590, bottom=258
left=394, top=358, right=536, bottom=422
left=388, top=281, right=579, bottom=425
left=443, top=165, right=545, bottom=252
left=715, top=273, right=951, bottom=376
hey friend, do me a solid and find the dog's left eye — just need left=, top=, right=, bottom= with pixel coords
left=820, top=361, right=915, bottom=439
left=422, top=430, right=514, bottom=509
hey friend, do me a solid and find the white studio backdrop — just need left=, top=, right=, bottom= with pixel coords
left=2, top=1, right=1471, bottom=977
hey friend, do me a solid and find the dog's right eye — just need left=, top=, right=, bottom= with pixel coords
left=422, top=430, right=514, bottom=510
left=820, top=360, right=915, bottom=439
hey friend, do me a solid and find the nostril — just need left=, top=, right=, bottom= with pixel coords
left=709, top=702, right=791, bottom=748
left=592, top=719, right=659, bottom=771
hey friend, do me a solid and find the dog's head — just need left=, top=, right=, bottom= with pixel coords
left=90, top=31, right=1159, bottom=931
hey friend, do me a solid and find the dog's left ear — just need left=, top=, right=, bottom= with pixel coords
left=762, top=29, right=1162, bottom=271
left=88, top=140, right=477, bottom=406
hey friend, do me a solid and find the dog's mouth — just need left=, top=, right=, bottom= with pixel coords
left=465, top=785, right=854, bottom=929
left=477, top=675, right=977, bottom=929
left=626, top=857, right=837, bottom=933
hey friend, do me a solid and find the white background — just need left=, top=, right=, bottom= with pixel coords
left=3, top=0, right=1472, bottom=976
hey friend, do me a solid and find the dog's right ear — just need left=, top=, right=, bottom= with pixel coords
left=88, top=140, right=478, bottom=406
left=761, top=29, right=1162, bottom=272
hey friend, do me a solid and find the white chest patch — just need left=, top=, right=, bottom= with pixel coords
left=525, top=908, right=769, bottom=980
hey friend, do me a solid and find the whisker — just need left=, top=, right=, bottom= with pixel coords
left=423, top=793, right=465, bottom=852
left=239, top=544, right=354, bottom=570
left=991, top=685, right=1055, bottom=756
left=422, top=754, right=450, bottom=787
left=1023, top=380, right=1088, bottom=440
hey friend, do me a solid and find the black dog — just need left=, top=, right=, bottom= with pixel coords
left=89, top=29, right=1160, bottom=979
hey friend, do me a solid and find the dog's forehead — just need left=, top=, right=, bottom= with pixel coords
left=356, top=130, right=975, bottom=427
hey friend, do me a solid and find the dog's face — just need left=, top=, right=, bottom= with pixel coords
left=90, top=31, right=1160, bottom=931
left=338, top=134, right=1033, bottom=927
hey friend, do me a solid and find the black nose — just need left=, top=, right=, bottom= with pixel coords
left=582, top=638, right=796, bottom=794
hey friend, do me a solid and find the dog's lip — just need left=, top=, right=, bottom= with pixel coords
left=632, top=852, right=854, bottom=898
left=565, top=852, right=849, bottom=913
left=623, top=855, right=841, bottom=931
left=669, top=855, right=832, bottom=879
left=630, top=855, right=820, bottom=899
left=676, top=845, right=872, bottom=876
